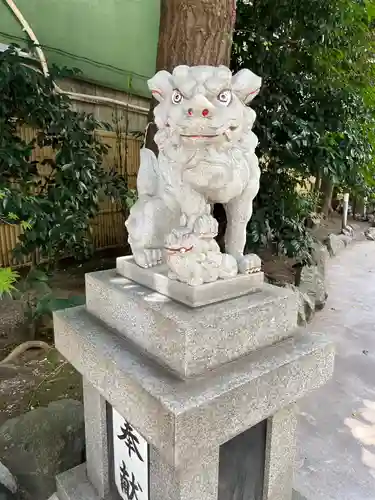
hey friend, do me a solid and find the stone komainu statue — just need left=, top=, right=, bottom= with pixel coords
left=126, top=65, right=262, bottom=277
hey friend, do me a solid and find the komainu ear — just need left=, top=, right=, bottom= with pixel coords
left=147, top=70, right=173, bottom=102
left=232, top=69, right=262, bottom=104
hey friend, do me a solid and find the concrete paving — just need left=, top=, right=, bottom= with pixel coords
left=295, top=239, right=375, bottom=500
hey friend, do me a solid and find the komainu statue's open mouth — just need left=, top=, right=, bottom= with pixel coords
left=180, top=125, right=238, bottom=139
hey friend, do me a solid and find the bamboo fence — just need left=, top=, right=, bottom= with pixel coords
left=0, top=127, right=141, bottom=268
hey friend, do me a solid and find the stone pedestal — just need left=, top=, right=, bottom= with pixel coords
left=48, top=268, right=334, bottom=500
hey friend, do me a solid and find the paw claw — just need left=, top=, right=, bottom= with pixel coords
left=238, top=254, right=262, bottom=274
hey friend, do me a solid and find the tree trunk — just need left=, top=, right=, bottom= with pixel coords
left=313, top=169, right=321, bottom=212
left=320, top=176, right=334, bottom=218
left=352, top=196, right=357, bottom=218
left=145, top=0, right=236, bottom=152
left=314, top=169, right=321, bottom=192
left=156, top=0, right=235, bottom=70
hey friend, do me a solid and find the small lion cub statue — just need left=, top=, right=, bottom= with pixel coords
left=164, top=215, right=260, bottom=287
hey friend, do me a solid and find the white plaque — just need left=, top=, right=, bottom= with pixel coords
left=112, top=407, right=149, bottom=500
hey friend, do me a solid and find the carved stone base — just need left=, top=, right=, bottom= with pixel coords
left=116, top=256, right=264, bottom=308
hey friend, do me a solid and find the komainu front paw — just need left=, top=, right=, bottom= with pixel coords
left=133, top=249, right=163, bottom=268
left=238, top=253, right=262, bottom=274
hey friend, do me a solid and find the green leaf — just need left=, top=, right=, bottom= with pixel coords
left=0, top=268, right=20, bottom=298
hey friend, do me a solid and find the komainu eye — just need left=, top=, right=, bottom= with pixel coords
left=217, top=89, right=232, bottom=105
left=172, top=89, right=183, bottom=104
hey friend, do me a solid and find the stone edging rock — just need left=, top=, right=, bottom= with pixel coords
left=323, top=228, right=354, bottom=257
left=286, top=227, right=355, bottom=326
left=0, top=399, right=84, bottom=500
left=364, top=227, right=375, bottom=241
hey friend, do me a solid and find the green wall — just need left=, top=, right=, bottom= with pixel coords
left=0, top=0, right=160, bottom=97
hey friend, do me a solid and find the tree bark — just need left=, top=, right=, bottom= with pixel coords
left=314, top=169, right=321, bottom=193
left=352, top=196, right=357, bottom=218
left=145, top=0, right=236, bottom=152
left=320, top=176, right=334, bottom=218
left=156, top=0, right=235, bottom=70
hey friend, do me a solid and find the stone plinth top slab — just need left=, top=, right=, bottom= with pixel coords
left=116, top=256, right=264, bottom=308
left=54, top=306, right=334, bottom=468
left=86, top=269, right=298, bottom=378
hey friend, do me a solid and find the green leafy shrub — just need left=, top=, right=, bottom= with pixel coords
left=0, top=45, right=132, bottom=264
left=233, top=0, right=375, bottom=184
left=0, top=45, right=135, bottom=339
left=233, top=0, right=375, bottom=257
left=247, top=170, right=316, bottom=263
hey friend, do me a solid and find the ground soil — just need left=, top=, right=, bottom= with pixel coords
left=0, top=215, right=369, bottom=424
